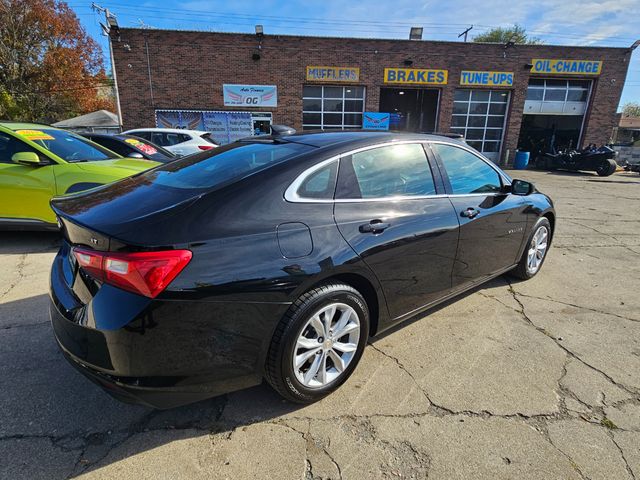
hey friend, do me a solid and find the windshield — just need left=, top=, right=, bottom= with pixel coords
left=139, top=141, right=312, bottom=190
left=15, top=128, right=118, bottom=162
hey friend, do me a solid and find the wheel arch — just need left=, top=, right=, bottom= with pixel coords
left=300, top=272, right=383, bottom=337
left=542, top=210, right=555, bottom=244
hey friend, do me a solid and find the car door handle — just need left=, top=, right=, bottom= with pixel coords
left=460, top=208, right=480, bottom=219
left=359, top=220, right=391, bottom=234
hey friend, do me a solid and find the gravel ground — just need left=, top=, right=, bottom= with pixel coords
left=1, top=168, right=639, bottom=480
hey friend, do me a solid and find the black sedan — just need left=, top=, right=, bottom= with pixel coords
left=49, top=130, right=555, bottom=408
left=80, top=133, right=177, bottom=163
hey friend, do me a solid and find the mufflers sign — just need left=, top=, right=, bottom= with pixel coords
left=306, top=66, right=360, bottom=82
left=383, top=68, right=448, bottom=85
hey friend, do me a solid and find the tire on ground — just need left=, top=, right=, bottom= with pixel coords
left=510, top=217, right=552, bottom=280
left=264, top=282, right=369, bottom=404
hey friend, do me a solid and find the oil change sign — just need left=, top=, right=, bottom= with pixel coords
left=460, top=71, right=513, bottom=87
left=223, top=84, right=278, bottom=107
left=384, top=68, right=448, bottom=85
left=530, top=59, right=602, bottom=75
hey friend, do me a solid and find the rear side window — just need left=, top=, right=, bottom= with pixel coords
left=140, top=141, right=312, bottom=190
left=296, top=161, right=338, bottom=199
left=338, top=143, right=436, bottom=199
left=431, top=143, right=502, bottom=194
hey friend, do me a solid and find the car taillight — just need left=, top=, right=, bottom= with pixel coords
left=72, top=248, right=192, bottom=298
left=198, top=145, right=214, bottom=150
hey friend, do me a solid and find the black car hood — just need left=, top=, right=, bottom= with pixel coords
left=51, top=177, right=205, bottom=246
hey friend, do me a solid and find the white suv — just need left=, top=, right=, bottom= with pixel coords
left=123, top=128, right=218, bottom=156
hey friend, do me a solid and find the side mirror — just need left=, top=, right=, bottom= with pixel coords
left=511, top=179, right=534, bottom=196
left=12, top=151, right=42, bottom=166
left=127, top=152, right=144, bottom=159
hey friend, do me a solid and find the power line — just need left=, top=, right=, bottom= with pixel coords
left=68, top=3, right=638, bottom=43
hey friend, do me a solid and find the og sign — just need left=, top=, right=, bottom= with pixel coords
left=223, top=85, right=278, bottom=107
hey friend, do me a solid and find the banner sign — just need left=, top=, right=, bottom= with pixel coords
left=384, top=68, right=448, bottom=85
left=226, top=112, right=254, bottom=143
left=223, top=85, right=277, bottom=107
left=460, top=71, right=513, bottom=87
left=363, top=112, right=390, bottom=131
left=156, top=110, right=205, bottom=130
left=530, top=59, right=602, bottom=75
left=306, top=66, right=360, bottom=82
left=202, top=111, right=253, bottom=144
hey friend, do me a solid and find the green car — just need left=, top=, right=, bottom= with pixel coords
left=0, top=122, right=160, bottom=230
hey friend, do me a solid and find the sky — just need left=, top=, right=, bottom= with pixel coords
left=68, top=0, right=640, bottom=109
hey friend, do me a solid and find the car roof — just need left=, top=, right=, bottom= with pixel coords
left=247, top=130, right=467, bottom=149
left=124, top=128, right=206, bottom=135
left=0, top=121, right=61, bottom=131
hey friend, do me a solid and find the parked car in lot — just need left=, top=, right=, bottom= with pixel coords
left=50, top=130, right=555, bottom=408
left=81, top=133, right=177, bottom=163
left=122, top=128, right=218, bottom=156
left=0, top=122, right=159, bottom=230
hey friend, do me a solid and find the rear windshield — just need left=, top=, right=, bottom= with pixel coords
left=201, top=133, right=218, bottom=145
left=139, top=141, right=312, bottom=190
left=15, top=128, right=118, bottom=162
left=120, top=136, right=176, bottom=161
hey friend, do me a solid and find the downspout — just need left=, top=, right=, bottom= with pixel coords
left=144, top=34, right=155, bottom=108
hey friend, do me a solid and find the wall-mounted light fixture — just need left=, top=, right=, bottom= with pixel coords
left=524, top=63, right=533, bottom=70
left=403, top=59, right=414, bottom=66
left=409, top=27, right=423, bottom=41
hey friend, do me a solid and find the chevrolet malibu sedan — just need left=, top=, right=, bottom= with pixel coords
left=49, top=130, right=555, bottom=408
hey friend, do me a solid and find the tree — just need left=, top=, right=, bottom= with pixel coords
left=0, top=0, right=115, bottom=123
left=473, top=24, right=544, bottom=45
left=622, top=102, right=640, bottom=118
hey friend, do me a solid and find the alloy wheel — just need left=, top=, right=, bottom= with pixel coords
left=526, top=225, right=549, bottom=275
left=293, top=302, right=361, bottom=388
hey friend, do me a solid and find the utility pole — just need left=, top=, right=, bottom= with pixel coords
left=458, top=25, right=473, bottom=42
left=91, top=3, right=123, bottom=131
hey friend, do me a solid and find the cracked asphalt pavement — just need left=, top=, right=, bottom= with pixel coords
left=1, top=169, right=640, bottom=479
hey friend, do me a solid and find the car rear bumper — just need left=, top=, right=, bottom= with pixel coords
left=49, top=252, right=289, bottom=408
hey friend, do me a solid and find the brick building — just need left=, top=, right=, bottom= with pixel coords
left=111, top=28, right=633, bottom=164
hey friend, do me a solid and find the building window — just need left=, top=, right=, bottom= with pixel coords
left=524, top=79, right=591, bottom=115
left=302, top=86, right=365, bottom=130
left=450, top=89, right=510, bottom=161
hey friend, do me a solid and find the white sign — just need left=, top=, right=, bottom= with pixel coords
left=223, top=84, right=277, bottom=107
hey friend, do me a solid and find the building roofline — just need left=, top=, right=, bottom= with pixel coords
left=118, top=27, right=630, bottom=51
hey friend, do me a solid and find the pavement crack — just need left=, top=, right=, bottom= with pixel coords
left=367, top=342, right=434, bottom=408
left=0, top=253, right=27, bottom=300
left=506, top=279, right=639, bottom=398
left=515, top=292, right=640, bottom=323
left=609, top=432, right=637, bottom=480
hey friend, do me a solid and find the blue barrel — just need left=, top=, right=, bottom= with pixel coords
left=514, top=151, right=530, bottom=170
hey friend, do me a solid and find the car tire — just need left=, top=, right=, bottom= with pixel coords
left=510, top=217, right=552, bottom=280
left=596, top=159, right=617, bottom=176
left=264, top=282, right=369, bottom=404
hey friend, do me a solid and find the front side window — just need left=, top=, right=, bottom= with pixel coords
left=0, top=132, right=41, bottom=164
left=302, top=86, right=365, bottom=130
left=14, top=129, right=116, bottom=162
left=431, top=143, right=502, bottom=194
left=338, top=143, right=436, bottom=199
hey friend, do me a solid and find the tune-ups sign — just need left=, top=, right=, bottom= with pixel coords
left=223, top=85, right=278, bottom=107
